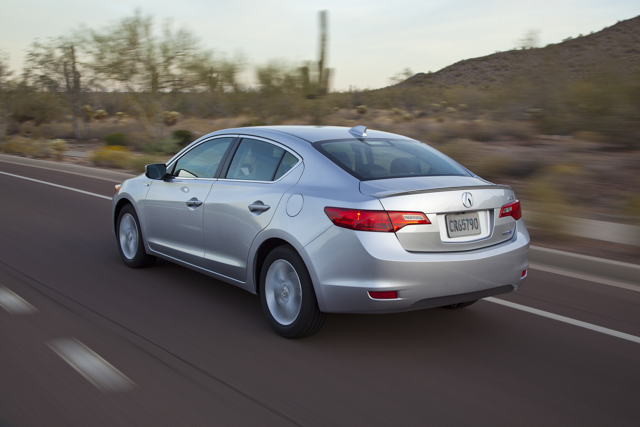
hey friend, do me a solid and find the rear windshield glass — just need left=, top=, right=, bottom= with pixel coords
left=314, top=138, right=471, bottom=180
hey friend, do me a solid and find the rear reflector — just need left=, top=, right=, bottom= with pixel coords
left=324, top=207, right=429, bottom=232
left=368, top=291, right=398, bottom=299
left=521, top=269, right=527, bottom=278
left=499, top=200, right=522, bottom=221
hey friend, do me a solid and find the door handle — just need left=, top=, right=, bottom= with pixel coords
left=186, top=198, right=203, bottom=208
left=249, top=201, right=271, bottom=213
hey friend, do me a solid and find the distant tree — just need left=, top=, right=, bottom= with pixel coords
left=87, top=11, right=205, bottom=140
left=0, top=50, right=13, bottom=139
left=256, top=61, right=302, bottom=95
left=88, top=11, right=199, bottom=93
left=24, top=36, right=89, bottom=140
left=185, top=50, right=244, bottom=93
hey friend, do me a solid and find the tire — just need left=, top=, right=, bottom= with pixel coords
left=443, top=300, right=478, bottom=309
left=260, top=246, right=326, bottom=338
left=116, top=204, right=156, bottom=268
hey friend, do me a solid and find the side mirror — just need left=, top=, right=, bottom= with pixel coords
left=145, top=163, right=167, bottom=180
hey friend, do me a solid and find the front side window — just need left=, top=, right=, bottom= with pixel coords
left=315, top=138, right=471, bottom=180
left=171, top=137, right=234, bottom=178
left=226, top=138, right=295, bottom=182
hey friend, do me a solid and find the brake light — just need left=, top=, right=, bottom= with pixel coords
left=499, top=200, right=522, bottom=221
left=324, top=207, right=430, bottom=232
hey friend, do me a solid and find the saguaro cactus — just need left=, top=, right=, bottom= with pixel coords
left=301, top=10, right=331, bottom=99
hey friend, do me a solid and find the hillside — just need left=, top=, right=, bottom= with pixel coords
left=399, top=15, right=640, bottom=88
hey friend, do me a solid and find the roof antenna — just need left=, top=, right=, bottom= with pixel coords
left=349, top=125, right=367, bottom=140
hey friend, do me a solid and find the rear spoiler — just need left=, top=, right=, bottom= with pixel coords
left=371, top=184, right=511, bottom=198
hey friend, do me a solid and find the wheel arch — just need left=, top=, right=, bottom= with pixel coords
left=253, top=238, right=290, bottom=295
left=113, top=197, right=133, bottom=231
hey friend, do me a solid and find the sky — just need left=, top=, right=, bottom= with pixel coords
left=1, top=0, right=639, bottom=91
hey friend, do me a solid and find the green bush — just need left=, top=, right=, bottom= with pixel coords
left=172, top=129, right=195, bottom=148
left=104, top=133, right=127, bottom=146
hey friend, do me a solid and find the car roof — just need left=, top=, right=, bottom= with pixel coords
left=211, top=125, right=409, bottom=144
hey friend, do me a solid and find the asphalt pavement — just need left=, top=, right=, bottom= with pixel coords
left=1, top=158, right=639, bottom=426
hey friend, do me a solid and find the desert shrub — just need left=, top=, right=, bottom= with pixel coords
left=525, top=174, right=567, bottom=234
left=464, top=121, right=504, bottom=141
left=38, top=122, right=74, bottom=139
left=19, top=121, right=38, bottom=137
left=1, top=137, right=30, bottom=154
left=626, top=194, right=640, bottom=224
left=572, top=131, right=604, bottom=143
left=143, top=138, right=181, bottom=156
left=500, top=121, right=536, bottom=140
left=93, top=110, right=109, bottom=121
left=356, top=105, right=368, bottom=114
left=127, top=155, right=165, bottom=173
left=240, top=118, right=266, bottom=127
left=89, top=146, right=131, bottom=169
left=90, top=120, right=146, bottom=142
left=1, top=137, right=52, bottom=158
left=48, top=139, right=68, bottom=160
left=437, top=139, right=482, bottom=165
left=172, top=129, right=195, bottom=148
left=504, top=157, right=544, bottom=178
left=469, top=155, right=511, bottom=180
left=163, top=111, right=181, bottom=126
left=104, top=133, right=127, bottom=146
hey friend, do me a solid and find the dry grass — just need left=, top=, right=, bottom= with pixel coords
left=89, top=146, right=168, bottom=172
left=1, top=136, right=55, bottom=158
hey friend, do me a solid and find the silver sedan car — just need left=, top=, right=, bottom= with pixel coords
left=113, top=125, right=529, bottom=338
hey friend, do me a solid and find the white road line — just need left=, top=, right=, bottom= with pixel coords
left=48, top=338, right=136, bottom=393
left=529, top=263, right=640, bottom=292
left=485, top=297, right=640, bottom=345
left=0, top=286, right=38, bottom=314
left=0, top=170, right=112, bottom=200
left=0, top=158, right=130, bottom=182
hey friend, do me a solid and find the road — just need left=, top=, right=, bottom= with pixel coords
left=1, top=159, right=639, bottom=426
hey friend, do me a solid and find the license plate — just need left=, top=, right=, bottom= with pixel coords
left=446, top=212, right=481, bottom=238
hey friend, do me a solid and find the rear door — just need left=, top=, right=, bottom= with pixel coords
left=203, top=137, right=302, bottom=282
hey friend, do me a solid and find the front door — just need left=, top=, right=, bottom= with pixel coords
left=144, top=136, right=235, bottom=267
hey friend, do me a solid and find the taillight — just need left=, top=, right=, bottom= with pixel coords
left=499, top=200, right=522, bottom=221
left=324, top=207, right=430, bottom=232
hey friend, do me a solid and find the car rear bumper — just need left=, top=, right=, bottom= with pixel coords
left=303, top=219, right=529, bottom=313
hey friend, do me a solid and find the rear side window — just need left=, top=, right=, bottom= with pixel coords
left=315, top=138, right=470, bottom=180
left=226, top=138, right=292, bottom=182
left=274, top=152, right=299, bottom=180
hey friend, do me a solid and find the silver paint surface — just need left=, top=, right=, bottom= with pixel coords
left=112, top=125, right=530, bottom=314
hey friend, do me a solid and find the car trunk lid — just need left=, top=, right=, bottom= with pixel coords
left=361, top=177, right=518, bottom=252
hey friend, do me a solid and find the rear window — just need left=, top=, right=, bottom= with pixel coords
left=314, top=138, right=471, bottom=180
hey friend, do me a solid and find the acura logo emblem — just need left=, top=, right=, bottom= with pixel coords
left=462, top=192, right=473, bottom=208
